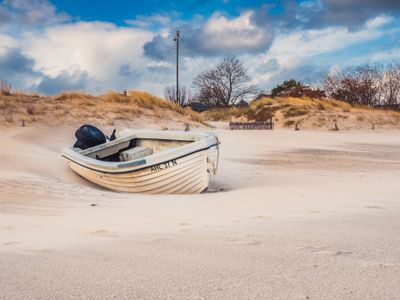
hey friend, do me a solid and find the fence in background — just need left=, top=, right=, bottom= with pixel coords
left=229, top=120, right=274, bottom=130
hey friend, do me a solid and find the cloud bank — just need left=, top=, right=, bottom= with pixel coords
left=0, top=0, right=399, bottom=95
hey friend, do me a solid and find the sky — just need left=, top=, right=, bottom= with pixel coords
left=0, top=0, right=400, bottom=96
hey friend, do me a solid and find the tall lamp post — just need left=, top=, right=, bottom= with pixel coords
left=173, top=30, right=180, bottom=103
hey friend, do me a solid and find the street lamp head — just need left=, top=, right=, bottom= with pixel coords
left=174, top=30, right=180, bottom=41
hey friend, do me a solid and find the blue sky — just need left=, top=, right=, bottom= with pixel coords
left=52, top=0, right=277, bottom=24
left=0, top=0, right=399, bottom=96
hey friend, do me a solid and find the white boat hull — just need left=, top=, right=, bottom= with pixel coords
left=62, top=130, right=219, bottom=194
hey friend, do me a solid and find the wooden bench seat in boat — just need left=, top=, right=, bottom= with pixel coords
left=119, top=146, right=153, bottom=161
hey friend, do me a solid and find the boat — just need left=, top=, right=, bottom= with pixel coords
left=62, top=129, right=220, bottom=194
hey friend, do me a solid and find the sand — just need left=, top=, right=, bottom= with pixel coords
left=1, top=125, right=400, bottom=299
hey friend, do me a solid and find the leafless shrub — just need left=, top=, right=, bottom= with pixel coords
left=283, top=106, right=309, bottom=118
left=13, top=90, right=39, bottom=97
left=284, top=120, right=295, bottom=127
left=3, top=106, right=13, bottom=122
left=24, top=103, right=36, bottom=115
left=54, top=92, right=95, bottom=101
left=1, top=98, right=14, bottom=122
left=164, top=86, right=190, bottom=107
left=379, top=63, right=400, bottom=106
left=0, top=80, right=11, bottom=95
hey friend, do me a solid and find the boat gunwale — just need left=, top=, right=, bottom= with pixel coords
left=78, top=130, right=209, bottom=157
left=62, top=136, right=219, bottom=174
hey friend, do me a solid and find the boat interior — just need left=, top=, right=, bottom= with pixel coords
left=78, top=135, right=193, bottom=162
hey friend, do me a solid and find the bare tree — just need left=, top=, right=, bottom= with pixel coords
left=356, top=65, right=381, bottom=106
left=323, top=63, right=400, bottom=106
left=192, top=57, right=257, bottom=107
left=164, top=86, right=190, bottom=107
left=192, top=86, right=216, bottom=107
left=323, top=64, right=381, bottom=106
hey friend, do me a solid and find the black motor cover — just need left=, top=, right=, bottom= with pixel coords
left=73, top=139, right=86, bottom=149
left=74, top=124, right=106, bottom=150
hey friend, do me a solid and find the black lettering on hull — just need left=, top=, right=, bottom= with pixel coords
left=150, top=159, right=178, bottom=173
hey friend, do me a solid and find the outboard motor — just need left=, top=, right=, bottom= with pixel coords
left=73, top=124, right=106, bottom=150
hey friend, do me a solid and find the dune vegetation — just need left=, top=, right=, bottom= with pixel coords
left=204, top=96, right=400, bottom=130
left=2, top=89, right=400, bottom=130
left=0, top=90, right=208, bottom=129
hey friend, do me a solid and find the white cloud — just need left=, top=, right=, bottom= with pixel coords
left=369, top=48, right=400, bottom=62
left=125, top=13, right=172, bottom=28
left=269, top=26, right=382, bottom=68
left=0, top=34, right=17, bottom=47
left=199, top=11, right=272, bottom=53
left=244, top=17, right=392, bottom=89
left=21, top=21, right=154, bottom=93
left=365, top=15, right=394, bottom=29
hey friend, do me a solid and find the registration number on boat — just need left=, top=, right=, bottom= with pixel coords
left=150, top=159, right=178, bottom=172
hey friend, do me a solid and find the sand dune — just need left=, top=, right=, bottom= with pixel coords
left=206, top=96, right=400, bottom=130
left=0, top=91, right=207, bottom=129
left=3, top=91, right=400, bottom=131
left=1, top=126, right=400, bottom=299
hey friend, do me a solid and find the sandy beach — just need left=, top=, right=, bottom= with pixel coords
left=1, top=126, right=400, bottom=299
